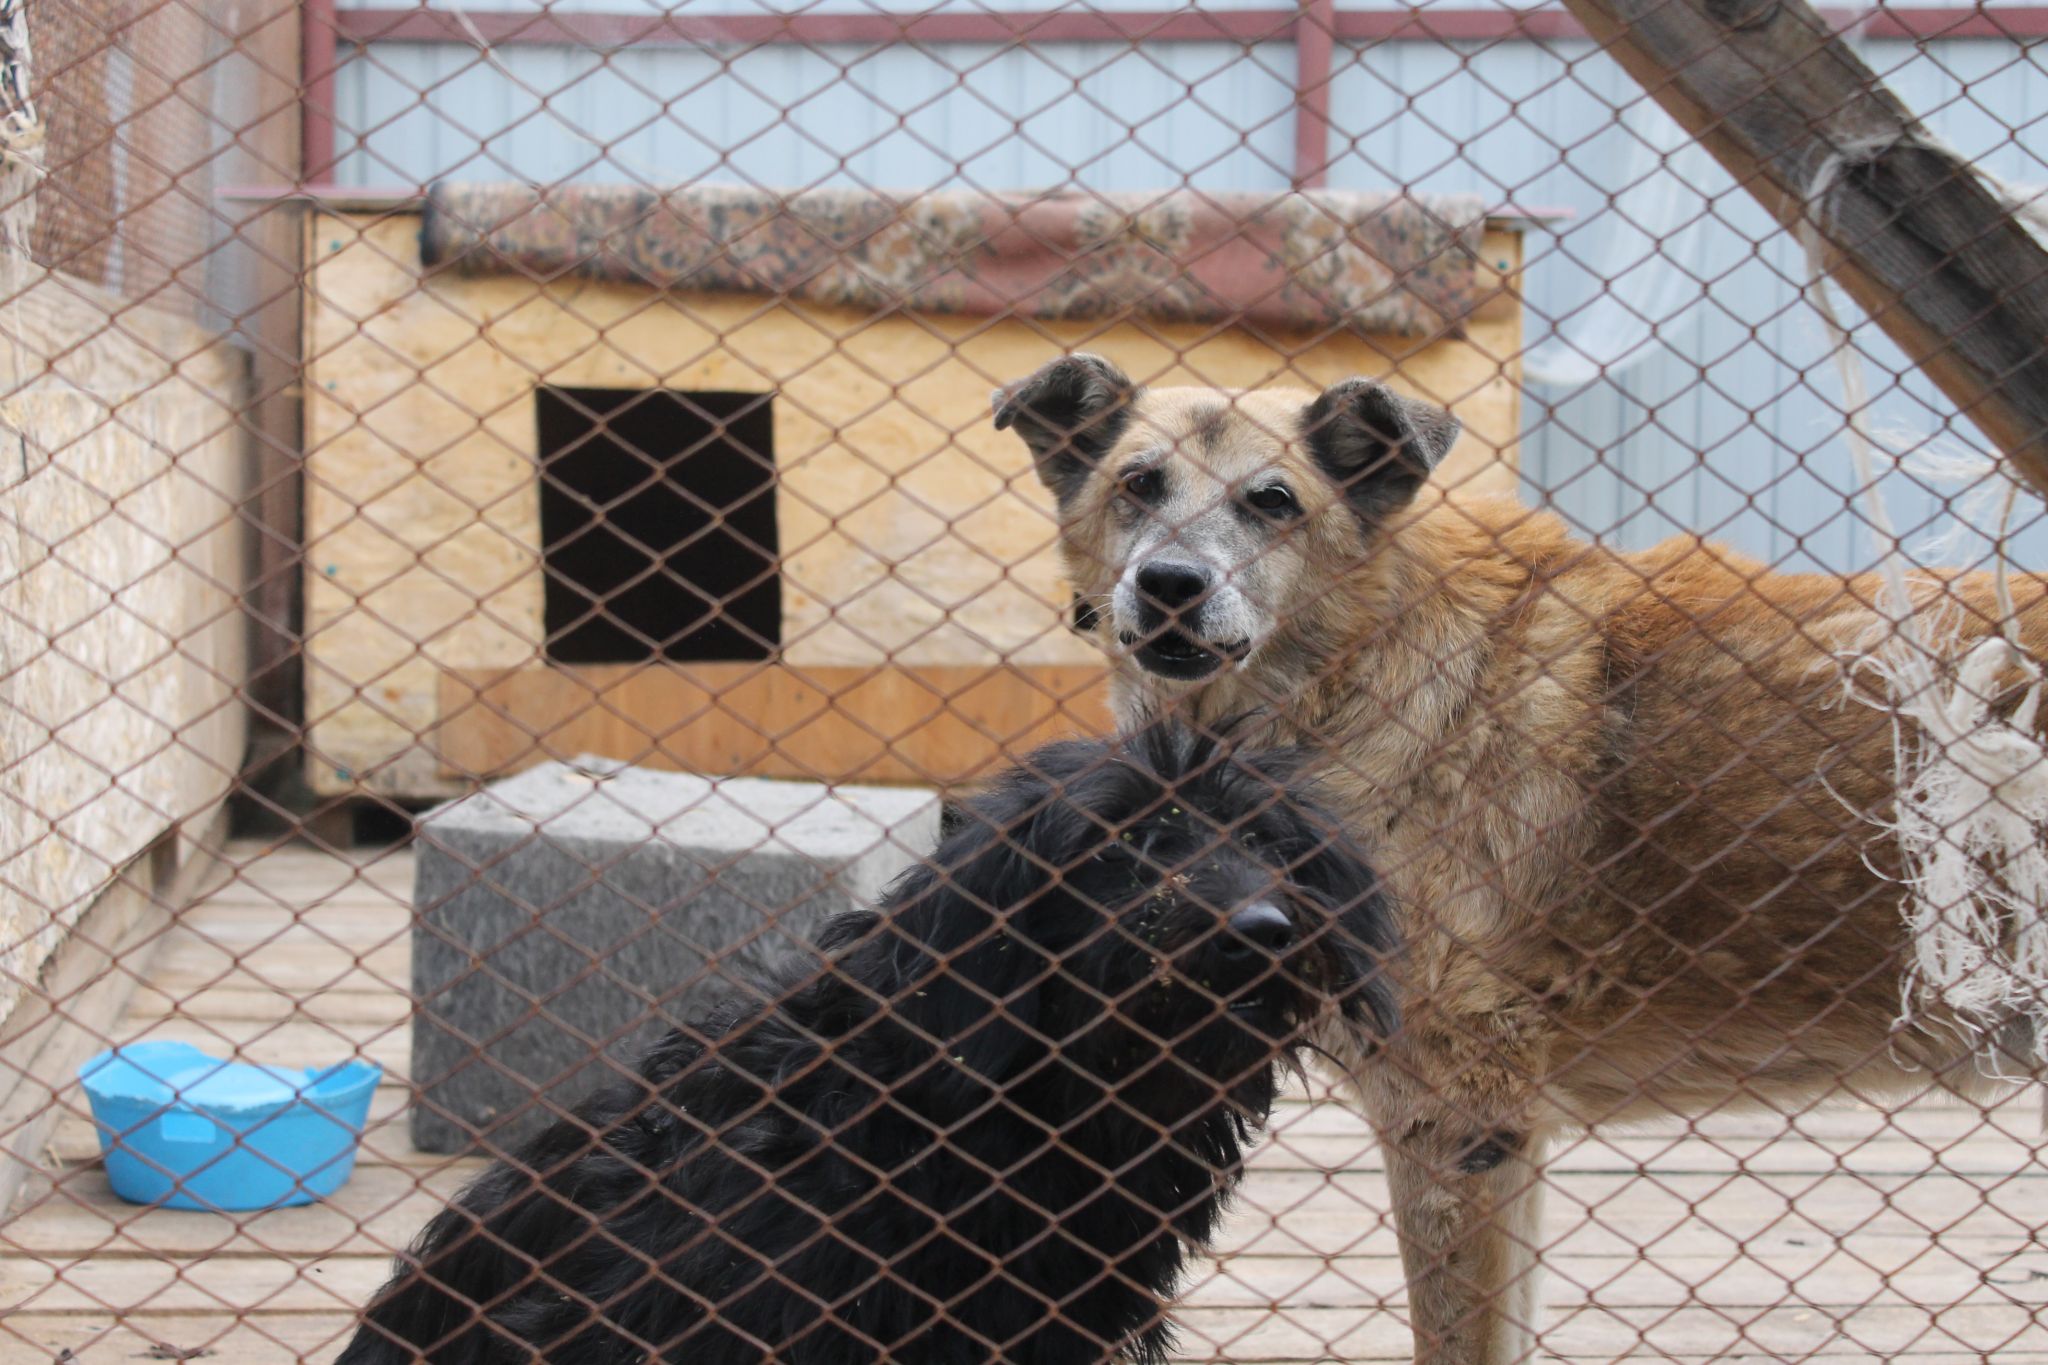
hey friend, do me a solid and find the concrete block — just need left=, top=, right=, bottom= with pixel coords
left=410, top=757, right=938, bottom=1154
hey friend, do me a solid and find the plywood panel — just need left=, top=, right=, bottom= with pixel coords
left=0, top=271, right=249, bottom=1027
left=436, top=661, right=1114, bottom=786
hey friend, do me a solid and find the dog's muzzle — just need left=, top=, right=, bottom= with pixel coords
left=1122, top=560, right=1249, bottom=681
left=1211, top=902, right=1315, bottom=1039
left=1221, top=903, right=1296, bottom=958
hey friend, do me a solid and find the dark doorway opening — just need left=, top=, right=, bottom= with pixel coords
left=537, top=387, right=779, bottom=664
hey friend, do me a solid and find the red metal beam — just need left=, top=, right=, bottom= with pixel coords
left=1330, top=8, right=1592, bottom=40
left=1293, top=0, right=1335, bottom=191
left=1861, top=6, right=2048, bottom=39
left=335, top=8, right=1301, bottom=48
left=302, top=0, right=338, bottom=181
left=331, top=5, right=2048, bottom=49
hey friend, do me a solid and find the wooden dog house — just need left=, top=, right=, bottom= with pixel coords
left=301, top=184, right=1533, bottom=798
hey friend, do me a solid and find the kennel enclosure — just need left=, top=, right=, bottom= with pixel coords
left=301, top=185, right=1535, bottom=799
left=4, top=2, right=2048, bottom=1361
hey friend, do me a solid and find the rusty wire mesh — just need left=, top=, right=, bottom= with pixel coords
left=0, top=0, right=2047, bottom=1362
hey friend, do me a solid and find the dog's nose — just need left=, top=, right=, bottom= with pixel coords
left=1222, top=902, right=1296, bottom=956
left=1136, top=561, right=1210, bottom=612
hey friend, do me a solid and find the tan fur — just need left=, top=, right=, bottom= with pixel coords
left=1022, top=373, right=2048, bottom=1365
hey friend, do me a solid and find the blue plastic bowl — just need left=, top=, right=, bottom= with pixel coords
left=78, top=1041, right=382, bottom=1211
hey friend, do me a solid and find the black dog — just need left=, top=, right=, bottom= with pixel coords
left=340, top=727, right=1395, bottom=1365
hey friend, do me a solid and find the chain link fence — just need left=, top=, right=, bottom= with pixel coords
left=1, top=0, right=2046, bottom=1361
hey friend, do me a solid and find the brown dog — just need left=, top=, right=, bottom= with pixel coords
left=993, top=352, right=2048, bottom=1364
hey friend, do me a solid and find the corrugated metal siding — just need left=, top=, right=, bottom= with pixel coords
left=333, top=27, right=2048, bottom=572
left=1323, top=33, right=2048, bottom=573
left=1494, top=36, right=2048, bottom=575
left=336, top=40, right=1299, bottom=192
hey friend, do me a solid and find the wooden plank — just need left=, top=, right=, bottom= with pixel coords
left=1, top=1314, right=358, bottom=1365
left=208, top=842, right=414, bottom=899
left=146, top=933, right=410, bottom=997
left=121, top=984, right=411, bottom=1028
left=0, top=1242, right=2031, bottom=1336
left=1177, top=1300, right=2048, bottom=1359
left=1267, top=1088, right=2046, bottom=1144
left=0, top=814, right=234, bottom=1218
left=1253, top=1095, right=2048, bottom=1176
left=2, top=1161, right=479, bottom=1259
left=6, top=1178, right=2041, bottom=1315
left=1181, top=1251, right=2048, bottom=1311
left=1, top=1231, right=2036, bottom=1340
left=2, top=1263, right=2041, bottom=1362
left=38, top=1085, right=2044, bottom=1177
left=11, top=1158, right=2042, bottom=1272
left=0, top=1251, right=391, bottom=1316
left=1548, top=0, right=2048, bottom=490
left=436, top=661, right=1114, bottom=787
left=46, top=1108, right=2035, bottom=1181
left=38, top=1284, right=2008, bottom=1363
left=1246, top=1128, right=2048, bottom=1179
left=4, top=1308, right=2043, bottom=1365
left=194, top=885, right=411, bottom=914
left=1210, top=1168, right=2048, bottom=1261
left=159, top=913, right=412, bottom=953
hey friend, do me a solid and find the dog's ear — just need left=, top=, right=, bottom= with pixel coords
left=1301, top=378, right=1459, bottom=521
left=992, top=353, right=1139, bottom=504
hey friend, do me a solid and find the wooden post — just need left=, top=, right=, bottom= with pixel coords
left=1550, top=0, right=2048, bottom=499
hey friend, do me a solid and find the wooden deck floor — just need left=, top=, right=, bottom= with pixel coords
left=4, top=839, right=2047, bottom=1362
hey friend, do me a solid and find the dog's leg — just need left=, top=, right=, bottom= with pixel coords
left=1361, top=1079, right=1549, bottom=1365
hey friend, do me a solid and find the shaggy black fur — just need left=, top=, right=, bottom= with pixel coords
left=338, top=727, right=1395, bottom=1365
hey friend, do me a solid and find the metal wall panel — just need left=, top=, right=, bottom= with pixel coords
left=1323, top=32, right=2048, bottom=573
left=336, top=39, right=1298, bottom=192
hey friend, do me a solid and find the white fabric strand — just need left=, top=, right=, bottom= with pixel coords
left=1805, top=141, right=2048, bottom=1070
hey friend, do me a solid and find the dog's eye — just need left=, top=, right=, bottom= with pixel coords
left=1120, top=466, right=1165, bottom=503
left=1244, top=484, right=1299, bottom=519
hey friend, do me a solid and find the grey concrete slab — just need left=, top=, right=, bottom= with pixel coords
left=410, top=757, right=938, bottom=1154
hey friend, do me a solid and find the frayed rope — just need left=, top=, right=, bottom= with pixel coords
left=1804, top=136, right=2048, bottom=1073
